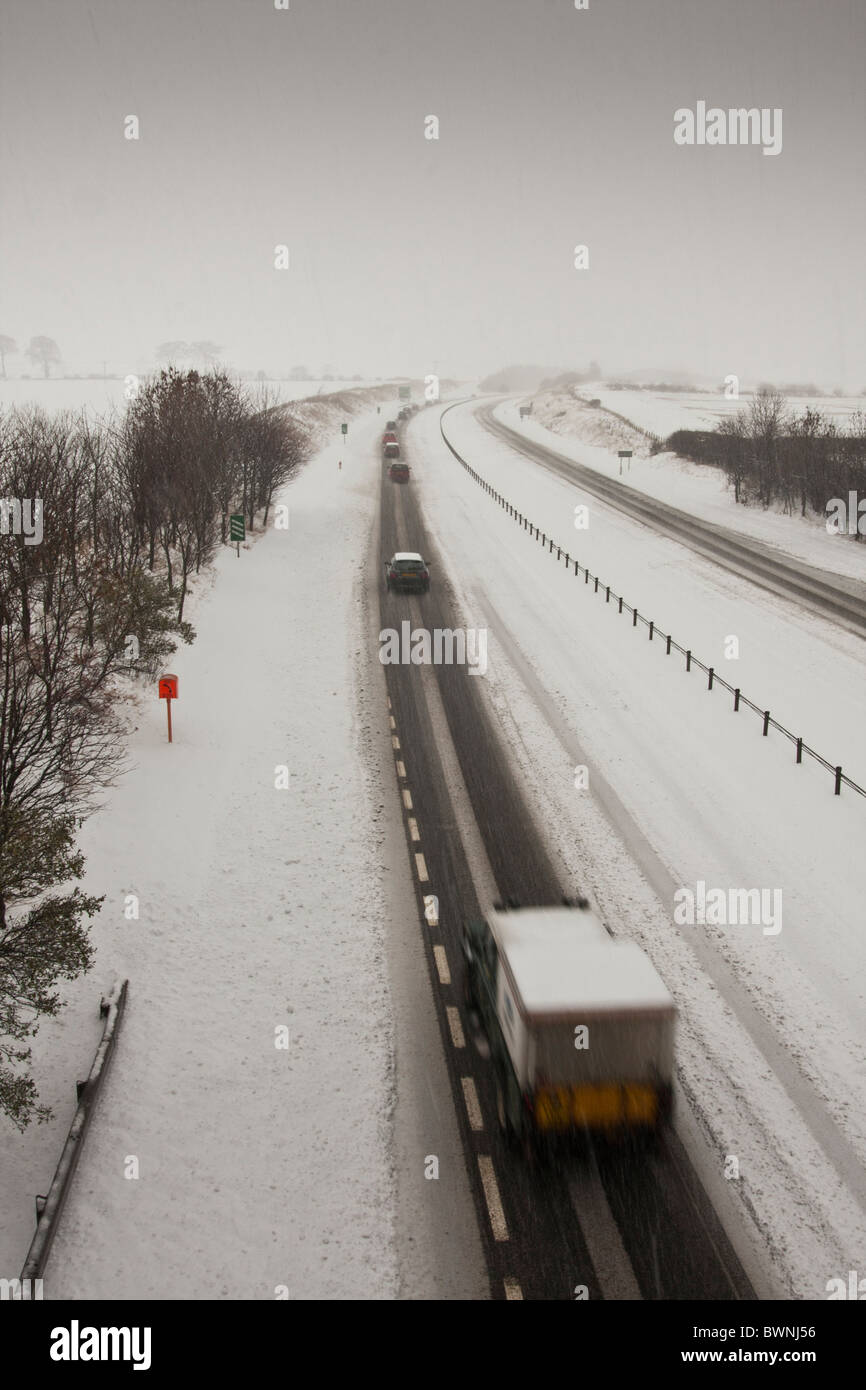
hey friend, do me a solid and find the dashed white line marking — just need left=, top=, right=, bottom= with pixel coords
left=402, top=789, right=413, bottom=809
left=396, top=760, right=406, bottom=778
left=446, top=1006, right=465, bottom=1047
left=414, top=852, right=428, bottom=882
left=461, top=1076, right=484, bottom=1131
left=478, top=1156, right=509, bottom=1241
left=408, top=816, right=420, bottom=841
left=423, top=894, right=439, bottom=926
left=433, top=944, right=451, bottom=984
left=387, top=696, right=392, bottom=711
left=391, top=735, right=400, bottom=750
left=504, top=1278, right=523, bottom=1300
left=389, top=715, right=396, bottom=730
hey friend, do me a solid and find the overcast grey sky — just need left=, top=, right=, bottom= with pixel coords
left=1, top=0, right=864, bottom=385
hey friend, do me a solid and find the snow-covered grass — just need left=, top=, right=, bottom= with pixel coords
left=0, top=403, right=403, bottom=1297
left=408, top=401, right=866, bottom=1298
left=496, top=398, right=866, bottom=585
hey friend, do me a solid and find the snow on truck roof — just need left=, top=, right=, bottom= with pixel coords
left=490, top=907, right=676, bottom=1016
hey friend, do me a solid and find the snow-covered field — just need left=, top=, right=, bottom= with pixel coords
left=0, top=377, right=386, bottom=417
left=497, top=398, right=866, bottom=586
left=584, top=387, right=866, bottom=440
left=408, top=401, right=866, bottom=1298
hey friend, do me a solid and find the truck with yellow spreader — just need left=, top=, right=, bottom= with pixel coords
left=461, top=902, right=676, bottom=1155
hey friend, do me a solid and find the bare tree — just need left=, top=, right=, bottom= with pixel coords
left=26, top=335, right=62, bottom=379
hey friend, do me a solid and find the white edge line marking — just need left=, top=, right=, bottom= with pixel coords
left=504, top=1278, right=523, bottom=1300
left=408, top=816, right=420, bottom=841
left=414, top=852, right=428, bottom=882
left=478, top=1155, right=509, bottom=1241
left=396, top=761, right=406, bottom=777
left=446, top=1006, right=465, bottom=1048
left=433, top=944, right=451, bottom=984
left=461, top=1076, right=484, bottom=1131
left=402, top=789, right=413, bottom=809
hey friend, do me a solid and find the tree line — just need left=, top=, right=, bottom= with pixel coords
left=662, top=388, right=866, bottom=528
left=0, top=369, right=307, bottom=1126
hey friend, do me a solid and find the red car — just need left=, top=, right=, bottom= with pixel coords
left=389, top=461, right=410, bottom=483
left=382, top=430, right=398, bottom=445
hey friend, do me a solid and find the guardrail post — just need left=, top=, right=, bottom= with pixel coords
left=606, top=585, right=610, bottom=603
left=585, top=569, right=590, bottom=584
left=708, top=667, right=714, bottom=689
left=649, top=621, right=654, bottom=640
left=633, top=609, right=638, bottom=627
left=618, top=596, right=623, bottom=613
left=666, top=634, right=671, bottom=655
left=686, top=650, right=691, bottom=671
left=574, top=560, right=579, bottom=575
left=762, top=710, right=770, bottom=736
left=734, top=688, right=740, bottom=711
left=835, top=766, right=842, bottom=795
left=796, top=736, right=802, bottom=763
left=594, top=577, right=599, bottom=593
left=557, top=545, right=561, bottom=559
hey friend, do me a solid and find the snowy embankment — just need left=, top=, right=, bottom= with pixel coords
left=0, top=399, right=400, bottom=1297
left=409, top=401, right=866, bottom=1298
left=502, top=392, right=866, bottom=585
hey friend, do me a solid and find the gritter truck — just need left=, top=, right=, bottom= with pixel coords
left=462, top=901, right=676, bottom=1153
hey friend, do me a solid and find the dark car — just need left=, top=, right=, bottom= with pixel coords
left=384, top=552, right=430, bottom=593
left=385, top=419, right=398, bottom=430
left=383, top=441, right=401, bottom=459
left=389, top=462, right=410, bottom=483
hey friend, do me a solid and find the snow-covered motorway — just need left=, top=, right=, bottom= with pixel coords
left=379, top=427, right=754, bottom=1300
left=391, top=398, right=866, bottom=1299
left=5, top=392, right=863, bottom=1301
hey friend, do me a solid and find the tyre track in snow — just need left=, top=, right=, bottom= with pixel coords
left=379, top=423, right=754, bottom=1300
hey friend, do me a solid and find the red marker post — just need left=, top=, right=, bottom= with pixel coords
left=158, top=673, right=179, bottom=743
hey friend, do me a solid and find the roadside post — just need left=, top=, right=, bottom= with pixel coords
left=618, top=449, right=633, bottom=476
left=341, top=422, right=348, bottom=439
left=158, top=673, right=179, bottom=743
left=230, top=512, right=245, bottom=557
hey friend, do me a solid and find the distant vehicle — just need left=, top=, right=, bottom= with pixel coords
left=398, top=407, right=409, bottom=420
left=388, top=461, right=410, bottom=483
left=382, top=430, right=398, bottom=445
left=385, top=419, right=398, bottom=430
left=462, top=902, right=676, bottom=1156
left=384, top=552, right=430, bottom=593
left=383, top=441, right=401, bottom=459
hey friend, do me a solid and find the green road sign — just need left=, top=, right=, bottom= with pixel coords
left=230, top=513, right=245, bottom=542
left=398, top=385, right=410, bottom=400
left=341, top=422, right=348, bottom=435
